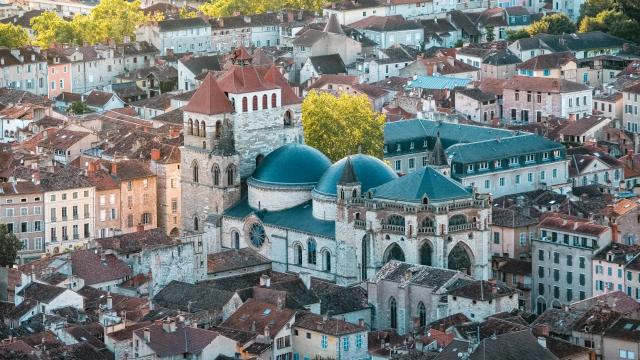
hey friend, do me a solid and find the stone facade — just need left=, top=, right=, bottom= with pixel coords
left=0, top=181, right=45, bottom=264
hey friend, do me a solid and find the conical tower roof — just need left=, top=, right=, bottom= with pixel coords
left=183, top=72, right=234, bottom=115
left=338, top=157, right=359, bottom=185
left=324, top=13, right=345, bottom=35
left=430, top=132, right=448, bottom=166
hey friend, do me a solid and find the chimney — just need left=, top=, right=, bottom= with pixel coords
left=143, top=327, right=150, bottom=342
left=251, top=320, right=256, bottom=332
left=150, top=148, right=161, bottom=161
left=110, top=163, right=117, bottom=175
left=244, top=15, right=251, bottom=23
left=264, top=326, right=271, bottom=338
left=31, top=172, right=40, bottom=185
left=86, top=162, right=96, bottom=176
left=1, top=58, right=4, bottom=65
left=359, top=318, right=365, bottom=327
left=162, top=319, right=175, bottom=332
left=137, top=223, right=145, bottom=232
left=260, top=274, right=271, bottom=288
left=276, top=297, right=284, bottom=311
left=300, top=272, right=311, bottom=289
left=568, top=113, right=577, bottom=122
left=106, top=293, right=113, bottom=310
left=169, top=127, right=180, bottom=138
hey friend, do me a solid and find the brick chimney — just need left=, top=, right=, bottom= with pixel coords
left=150, top=148, right=161, bottom=161
left=137, top=223, right=145, bottom=232
left=143, top=327, right=150, bottom=342
left=87, top=161, right=96, bottom=176
left=568, top=113, right=577, bottom=122
left=110, top=162, right=117, bottom=175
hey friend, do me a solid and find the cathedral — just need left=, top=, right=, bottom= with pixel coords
left=181, top=48, right=492, bottom=285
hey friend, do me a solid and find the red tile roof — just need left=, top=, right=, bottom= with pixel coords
left=70, top=249, right=132, bottom=285
left=133, top=321, right=221, bottom=357
left=217, top=64, right=279, bottom=94
left=183, top=72, right=234, bottom=115
left=539, top=215, right=609, bottom=236
left=261, top=65, right=301, bottom=105
left=221, top=298, right=295, bottom=334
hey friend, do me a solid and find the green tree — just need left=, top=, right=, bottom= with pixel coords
left=0, top=23, right=29, bottom=47
left=454, top=39, right=464, bottom=47
left=506, top=28, right=530, bottom=41
left=179, top=6, right=198, bottom=19
left=69, top=101, right=91, bottom=114
left=579, top=0, right=616, bottom=21
left=199, top=0, right=326, bottom=17
left=528, top=13, right=577, bottom=36
left=0, top=224, right=22, bottom=267
left=89, top=0, right=145, bottom=43
left=31, top=11, right=76, bottom=47
left=302, top=91, right=385, bottom=162
left=580, top=10, right=640, bottom=42
left=484, top=25, right=495, bottom=42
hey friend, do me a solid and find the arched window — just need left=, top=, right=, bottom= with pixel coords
left=212, top=165, right=220, bottom=186
left=193, top=216, right=199, bottom=231
left=242, top=97, right=248, bottom=112
left=200, top=121, right=206, bottom=137
left=294, top=243, right=303, bottom=265
left=418, top=302, right=426, bottom=328
left=323, top=250, right=331, bottom=272
left=252, top=95, right=258, bottom=111
left=194, top=120, right=200, bottom=137
left=262, top=94, right=268, bottom=109
left=307, top=238, right=317, bottom=265
left=227, top=164, right=235, bottom=186
left=233, top=231, right=240, bottom=249
left=387, top=214, right=405, bottom=226
left=355, top=212, right=360, bottom=220
left=192, top=160, right=199, bottom=183
left=255, top=154, right=264, bottom=168
left=449, top=214, right=466, bottom=226
left=188, top=119, right=193, bottom=135
left=352, top=189, right=357, bottom=198
left=421, top=217, right=434, bottom=228
left=389, top=297, right=398, bottom=329
left=215, top=120, right=222, bottom=139
left=284, top=110, right=292, bottom=127
left=271, top=93, right=277, bottom=108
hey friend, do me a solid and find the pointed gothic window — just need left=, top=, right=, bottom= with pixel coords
left=188, top=119, right=193, bottom=135
left=194, top=120, right=200, bottom=137
left=215, top=120, right=222, bottom=139
left=294, top=244, right=303, bottom=265
left=323, top=250, right=331, bottom=272
left=242, top=97, right=248, bottom=112
left=227, top=164, right=235, bottom=186
left=418, top=302, right=426, bottom=328
left=200, top=121, right=205, bottom=137
left=193, top=216, right=199, bottom=231
left=212, top=165, right=220, bottom=186
left=252, top=95, right=258, bottom=111
left=271, top=93, right=277, bottom=108
left=192, top=161, right=199, bottom=183
left=262, top=94, right=268, bottom=109
left=390, top=297, right=398, bottom=329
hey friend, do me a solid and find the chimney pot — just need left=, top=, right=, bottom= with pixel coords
left=143, top=327, right=150, bottom=342
left=150, top=148, right=161, bottom=161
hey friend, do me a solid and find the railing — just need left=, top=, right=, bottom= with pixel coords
left=448, top=222, right=478, bottom=232
left=382, top=224, right=405, bottom=234
left=418, top=227, right=435, bottom=235
left=517, top=282, right=532, bottom=290
left=354, top=219, right=366, bottom=229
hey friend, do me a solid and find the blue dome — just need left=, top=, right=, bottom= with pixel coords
left=314, top=154, right=398, bottom=196
left=251, top=144, right=332, bottom=186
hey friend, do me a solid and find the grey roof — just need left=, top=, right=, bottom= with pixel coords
left=158, top=17, right=209, bottom=32
left=373, top=260, right=462, bottom=289
left=435, top=330, right=558, bottom=360
left=179, top=55, right=223, bottom=76
left=513, top=31, right=627, bottom=53
left=431, top=133, right=448, bottom=166
left=369, top=167, right=471, bottom=203
left=224, top=200, right=335, bottom=239
left=309, top=54, right=347, bottom=75
left=338, top=157, right=358, bottom=185
left=482, top=50, right=522, bottom=66
left=311, top=280, right=370, bottom=315
left=324, top=13, right=345, bottom=35
left=457, top=88, right=497, bottom=102
left=40, top=167, right=93, bottom=192
left=384, top=118, right=514, bottom=145
left=153, top=280, right=236, bottom=313
left=17, top=282, right=66, bottom=304
left=446, top=134, right=563, bottom=164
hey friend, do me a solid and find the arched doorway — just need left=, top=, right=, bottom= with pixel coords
left=383, top=243, right=405, bottom=264
left=419, top=241, right=433, bottom=266
left=447, top=242, right=472, bottom=274
left=169, top=228, right=179, bottom=238
left=233, top=231, right=240, bottom=249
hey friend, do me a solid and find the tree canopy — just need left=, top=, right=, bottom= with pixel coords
left=578, top=0, right=640, bottom=42
left=0, top=23, right=29, bottom=48
left=30, top=0, right=146, bottom=47
left=0, top=224, right=21, bottom=267
left=199, top=0, right=326, bottom=17
left=528, top=13, right=577, bottom=36
left=302, top=91, right=385, bottom=162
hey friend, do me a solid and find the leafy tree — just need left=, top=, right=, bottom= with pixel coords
left=580, top=10, right=640, bottom=42
left=579, top=0, right=616, bottom=21
left=615, top=0, right=640, bottom=22
left=89, top=0, right=145, bottom=43
left=302, top=91, right=385, bottom=162
left=179, top=7, right=198, bottom=19
left=199, top=0, right=326, bottom=17
left=484, top=25, right=495, bottom=42
left=506, top=28, right=530, bottom=41
left=30, top=11, right=76, bottom=47
left=0, top=224, right=22, bottom=267
left=69, top=101, right=91, bottom=114
left=528, top=13, right=577, bottom=36
left=0, top=23, right=29, bottom=47
left=454, top=39, right=464, bottom=48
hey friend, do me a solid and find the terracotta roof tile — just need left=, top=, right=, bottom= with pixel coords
left=70, top=249, right=132, bottom=286
left=183, top=72, right=234, bottom=115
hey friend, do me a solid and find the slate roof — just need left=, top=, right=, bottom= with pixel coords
left=559, top=116, right=610, bottom=137
left=314, top=154, right=398, bottom=197
left=153, top=280, right=236, bottom=313
left=158, top=17, right=209, bottom=32
left=384, top=118, right=513, bottom=145
left=373, top=260, right=462, bottom=289
left=446, top=133, right=562, bottom=164
left=207, top=248, right=271, bottom=274
left=435, top=330, right=557, bottom=360
left=84, top=90, right=116, bottom=107
left=40, top=167, right=92, bottom=192
left=370, top=167, right=470, bottom=203
left=179, top=55, right=223, bottom=76
left=294, top=311, right=366, bottom=336
left=95, top=228, right=175, bottom=254
left=494, top=257, right=532, bottom=276
left=325, top=0, right=382, bottom=10
left=37, top=129, right=92, bottom=151
left=447, top=279, right=516, bottom=300
left=308, top=54, right=347, bottom=75
left=224, top=200, right=335, bottom=239
left=457, top=88, right=496, bottom=102
left=517, top=51, right=576, bottom=70
left=482, top=50, right=522, bottom=66
left=70, top=250, right=132, bottom=286
left=604, top=317, right=640, bottom=341
left=593, top=243, right=640, bottom=264
left=311, top=279, right=370, bottom=315
left=133, top=322, right=220, bottom=357
left=350, top=15, right=422, bottom=32
left=17, top=282, right=66, bottom=304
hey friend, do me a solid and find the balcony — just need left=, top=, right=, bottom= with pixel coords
left=382, top=224, right=405, bottom=234
left=418, top=227, right=435, bottom=235
left=448, top=222, right=478, bottom=233
left=354, top=219, right=366, bottom=229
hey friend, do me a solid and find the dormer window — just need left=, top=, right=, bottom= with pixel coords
left=423, top=139, right=428, bottom=148
left=396, top=144, right=401, bottom=152
left=553, top=150, right=561, bottom=158
left=542, top=152, right=549, bottom=160
left=384, top=145, right=388, bottom=154
left=467, top=164, right=474, bottom=172
left=525, top=154, right=535, bottom=163
left=509, top=157, right=518, bottom=166
left=410, top=142, right=414, bottom=150
left=494, top=160, right=501, bottom=168
left=478, top=162, right=488, bottom=170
